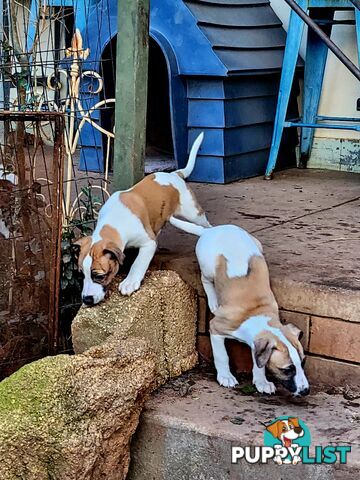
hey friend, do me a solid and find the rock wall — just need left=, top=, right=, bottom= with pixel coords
left=72, top=270, right=198, bottom=385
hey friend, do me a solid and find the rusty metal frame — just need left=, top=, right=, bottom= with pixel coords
left=0, top=110, right=65, bottom=354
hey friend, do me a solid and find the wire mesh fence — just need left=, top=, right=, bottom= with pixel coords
left=1, top=1, right=116, bottom=205
left=0, top=0, right=118, bottom=376
left=0, top=0, right=177, bottom=376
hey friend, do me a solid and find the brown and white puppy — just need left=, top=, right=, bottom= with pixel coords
left=74, top=133, right=210, bottom=306
left=169, top=218, right=309, bottom=396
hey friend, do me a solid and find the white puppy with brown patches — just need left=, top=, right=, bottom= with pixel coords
left=74, top=133, right=210, bottom=306
left=169, top=218, right=310, bottom=397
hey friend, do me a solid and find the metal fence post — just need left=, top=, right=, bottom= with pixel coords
left=113, top=0, right=150, bottom=191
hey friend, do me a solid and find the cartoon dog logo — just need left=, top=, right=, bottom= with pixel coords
left=266, top=417, right=304, bottom=465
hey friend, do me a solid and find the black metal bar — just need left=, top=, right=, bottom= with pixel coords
left=316, top=19, right=355, bottom=25
left=49, top=114, right=65, bottom=354
left=284, top=0, right=360, bottom=81
left=0, top=111, right=64, bottom=121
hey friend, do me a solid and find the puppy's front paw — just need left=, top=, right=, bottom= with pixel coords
left=217, top=372, right=239, bottom=388
left=119, top=277, right=141, bottom=296
left=292, top=455, right=301, bottom=465
left=253, top=378, right=276, bottom=394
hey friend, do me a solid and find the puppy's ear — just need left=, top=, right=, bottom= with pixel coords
left=285, top=323, right=303, bottom=340
left=254, top=337, right=276, bottom=368
left=266, top=421, right=281, bottom=439
left=73, top=235, right=92, bottom=249
left=72, top=236, right=92, bottom=263
left=103, top=242, right=125, bottom=265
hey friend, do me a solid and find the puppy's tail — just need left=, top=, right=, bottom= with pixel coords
left=175, top=132, right=204, bottom=179
left=169, top=216, right=205, bottom=237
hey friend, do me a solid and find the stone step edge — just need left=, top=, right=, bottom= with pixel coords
left=155, top=256, right=360, bottom=324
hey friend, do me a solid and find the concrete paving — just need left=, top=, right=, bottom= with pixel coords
left=158, top=169, right=360, bottom=295
left=129, top=372, right=360, bottom=480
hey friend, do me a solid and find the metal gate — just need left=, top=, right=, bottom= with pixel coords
left=0, top=111, right=63, bottom=378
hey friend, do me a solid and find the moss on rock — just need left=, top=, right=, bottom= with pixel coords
left=0, top=338, right=156, bottom=480
left=0, top=271, right=198, bottom=479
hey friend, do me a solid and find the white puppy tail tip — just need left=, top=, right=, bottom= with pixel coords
left=175, top=132, right=204, bottom=179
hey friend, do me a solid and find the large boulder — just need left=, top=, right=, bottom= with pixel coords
left=72, top=270, right=198, bottom=385
left=0, top=336, right=156, bottom=480
left=0, top=270, right=198, bottom=480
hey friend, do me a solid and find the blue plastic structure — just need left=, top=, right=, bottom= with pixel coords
left=28, top=0, right=301, bottom=183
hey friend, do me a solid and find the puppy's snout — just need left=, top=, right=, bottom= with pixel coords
left=294, top=426, right=303, bottom=434
left=298, top=387, right=310, bottom=397
left=82, top=295, right=95, bottom=306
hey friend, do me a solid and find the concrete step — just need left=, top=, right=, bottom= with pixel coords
left=154, top=250, right=360, bottom=389
left=129, top=373, right=360, bottom=480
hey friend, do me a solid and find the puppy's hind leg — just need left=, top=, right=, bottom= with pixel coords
left=176, top=185, right=211, bottom=227
left=201, top=274, right=219, bottom=314
left=210, top=333, right=238, bottom=388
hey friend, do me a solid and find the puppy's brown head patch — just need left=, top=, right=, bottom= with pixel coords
left=257, top=327, right=306, bottom=395
left=253, top=330, right=299, bottom=393
left=281, top=323, right=304, bottom=355
left=253, top=333, right=277, bottom=368
left=89, top=239, right=124, bottom=287
left=265, top=319, right=305, bottom=378
left=74, top=225, right=124, bottom=287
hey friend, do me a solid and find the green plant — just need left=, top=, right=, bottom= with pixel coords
left=60, top=185, right=101, bottom=290
left=58, top=186, right=102, bottom=351
left=60, top=229, right=82, bottom=293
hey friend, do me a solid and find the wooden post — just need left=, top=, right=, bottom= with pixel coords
left=113, top=0, right=150, bottom=191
